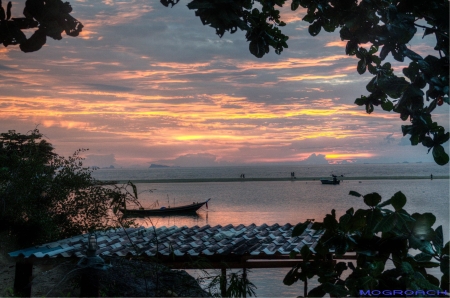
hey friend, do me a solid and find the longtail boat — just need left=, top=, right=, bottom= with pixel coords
left=320, top=175, right=340, bottom=185
left=119, top=198, right=210, bottom=216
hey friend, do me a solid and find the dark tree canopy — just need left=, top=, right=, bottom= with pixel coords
left=0, top=129, right=136, bottom=246
left=0, top=0, right=83, bottom=52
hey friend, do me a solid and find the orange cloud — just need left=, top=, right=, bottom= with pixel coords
left=325, top=40, right=347, bottom=47
left=279, top=74, right=347, bottom=81
left=237, top=56, right=351, bottom=70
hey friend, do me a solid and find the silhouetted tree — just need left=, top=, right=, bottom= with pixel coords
left=0, top=129, right=135, bottom=246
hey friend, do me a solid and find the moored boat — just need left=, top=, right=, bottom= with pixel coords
left=320, top=175, right=340, bottom=185
left=119, top=198, right=210, bottom=216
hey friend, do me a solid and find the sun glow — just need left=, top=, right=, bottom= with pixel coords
left=325, top=153, right=375, bottom=159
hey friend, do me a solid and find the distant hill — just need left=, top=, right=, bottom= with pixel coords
left=149, top=164, right=170, bottom=168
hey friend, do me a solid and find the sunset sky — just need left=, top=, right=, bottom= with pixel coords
left=1, top=0, right=448, bottom=167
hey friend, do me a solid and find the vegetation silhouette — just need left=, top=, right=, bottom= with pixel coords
left=0, top=0, right=82, bottom=52
left=285, top=191, right=449, bottom=297
left=0, top=129, right=136, bottom=246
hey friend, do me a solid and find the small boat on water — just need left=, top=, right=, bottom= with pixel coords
left=320, top=175, right=340, bottom=185
left=119, top=198, right=210, bottom=216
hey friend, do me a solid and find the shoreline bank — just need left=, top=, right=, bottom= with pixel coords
left=101, top=176, right=449, bottom=184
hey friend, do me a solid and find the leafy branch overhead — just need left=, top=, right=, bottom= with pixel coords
left=0, top=0, right=83, bottom=52
left=168, top=0, right=449, bottom=165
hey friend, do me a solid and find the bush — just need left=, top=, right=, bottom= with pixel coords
left=0, top=129, right=135, bottom=246
left=285, top=191, right=449, bottom=297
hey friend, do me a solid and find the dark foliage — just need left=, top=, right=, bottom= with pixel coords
left=0, top=0, right=82, bottom=52
left=0, top=129, right=135, bottom=246
left=284, top=191, right=449, bottom=297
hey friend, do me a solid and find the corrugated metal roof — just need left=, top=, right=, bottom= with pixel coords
left=9, top=223, right=323, bottom=259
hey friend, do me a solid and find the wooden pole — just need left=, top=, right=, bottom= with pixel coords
left=220, top=267, right=227, bottom=297
left=304, top=278, right=308, bottom=297
left=80, top=268, right=99, bottom=297
left=243, top=268, right=247, bottom=298
left=14, top=260, right=33, bottom=297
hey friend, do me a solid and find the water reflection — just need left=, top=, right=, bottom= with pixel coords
left=124, top=211, right=209, bottom=227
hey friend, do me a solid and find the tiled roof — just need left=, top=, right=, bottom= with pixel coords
left=9, top=223, right=324, bottom=259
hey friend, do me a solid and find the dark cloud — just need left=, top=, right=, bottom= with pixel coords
left=299, top=153, right=329, bottom=165
left=84, top=83, right=134, bottom=92
left=0, top=64, right=16, bottom=71
left=156, top=153, right=221, bottom=167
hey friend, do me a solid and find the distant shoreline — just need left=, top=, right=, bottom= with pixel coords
left=102, top=176, right=449, bottom=184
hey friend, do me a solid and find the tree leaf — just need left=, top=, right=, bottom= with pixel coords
left=374, top=213, right=396, bottom=232
left=380, top=45, right=391, bottom=60
left=19, top=29, right=46, bottom=53
left=323, top=209, right=338, bottom=230
left=413, top=213, right=436, bottom=234
left=432, top=144, right=449, bottom=165
left=440, top=255, right=449, bottom=275
left=302, top=13, right=315, bottom=23
left=401, top=261, right=414, bottom=274
left=377, top=76, right=409, bottom=99
left=292, top=221, right=309, bottom=237
left=349, top=191, right=362, bottom=197
left=356, top=250, right=378, bottom=256
left=433, top=226, right=443, bottom=254
left=289, top=250, right=297, bottom=259
left=308, top=285, right=326, bottom=297
left=422, top=27, right=435, bottom=38
left=414, top=252, right=432, bottom=262
left=403, top=48, right=423, bottom=61
left=409, top=234, right=435, bottom=255
left=424, top=274, right=440, bottom=287
left=443, top=241, right=450, bottom=256
left=283, top=266, right=300, bottom=285
left=357, top=59, right=366, bottom=74
left=301, top=244, right=311, bottom=260
left=390, top=191, right=406, bottom=211
left=322, top=282, right=349, bottom=296
left=339, top=213, right=352, bottom=232
left=308, top=21, right=321, bottom=36
left=413, top=272, right=441, bottom=290
left=0, top=5, right=5, bottom=21
left=366, top=103, right=374, bottom=114
left=363, top=192, right=381, bottom=207
left=381, top=100, right=393, bottom=111
left=6, top=1, right=11, bottom=20
left=441, top=273, right=449, bottom=291
left=417, top=60, right=431, bottom=75
left=377, top=198, right=392, bottom=208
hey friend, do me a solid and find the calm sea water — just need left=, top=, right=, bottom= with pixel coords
left=93, top=164, right=449, bottom=297
left=92, top=163, right=449, bottom=180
